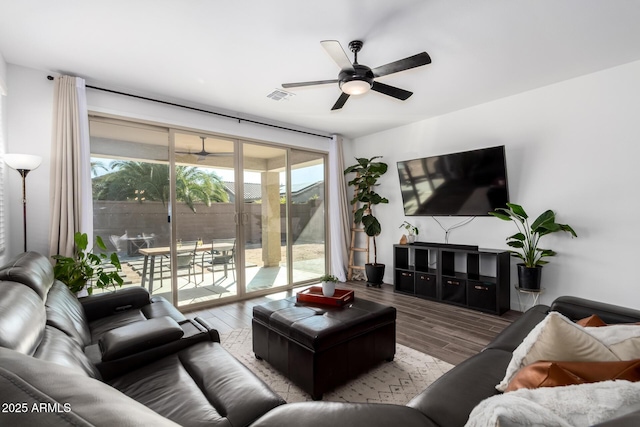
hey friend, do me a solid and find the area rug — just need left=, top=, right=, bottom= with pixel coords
left=220, top=328, right=453, bottom=404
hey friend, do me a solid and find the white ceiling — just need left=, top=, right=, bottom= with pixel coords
left=1, top=0, right=640, bottom=139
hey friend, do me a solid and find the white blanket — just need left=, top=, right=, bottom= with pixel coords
left=465, top=380, right=640, bottom=427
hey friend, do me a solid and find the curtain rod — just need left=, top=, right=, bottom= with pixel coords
left=47, top=76, right=332, bottom=139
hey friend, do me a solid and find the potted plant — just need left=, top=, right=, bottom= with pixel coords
left=489, top=203, right=577, bottom=290
left=52, top=232, right=124, bottom=296
left=344, top=156, right=389, bottom=286
left=319, top=274, right=339, bottom=297
left=399, top=221, right=419, bottom=244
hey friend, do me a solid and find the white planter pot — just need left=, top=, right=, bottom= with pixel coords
left=407, top=234, right=416, bottom=244
left=321, top=281, right=335, bottom=297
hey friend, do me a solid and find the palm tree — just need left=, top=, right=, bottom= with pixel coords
left=93, top=160, right=228, bottom=212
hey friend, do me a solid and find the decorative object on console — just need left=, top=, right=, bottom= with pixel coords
left=52, top=231, right=124, bottom=295
left=344, top=156, right=389, bottom=287
left=399, top=221, right=419, bottom=244
left=319, top=274, right=339, bottom=297
left=3, top=153, right=42, bottom=252
left=489, top=202, right=577, bottom=290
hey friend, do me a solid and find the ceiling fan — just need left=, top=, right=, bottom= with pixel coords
left=282, top=40, right=431, bottom=110
left=175, top=136, right=233, bottom=160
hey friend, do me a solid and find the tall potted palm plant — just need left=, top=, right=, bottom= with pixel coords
left=489, top=203, right=577, bottom=289
left=344, top=156, right=389, bottom=286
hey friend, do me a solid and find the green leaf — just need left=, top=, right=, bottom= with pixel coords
left=507, top=241, right=524, bottom=249
left=74, top=232, right=88, bottom=252
left=362, top=215, right=381, bottom=236
left=488, top=211, right=511, bottom=221
left=531, top=210, right=555, bottom=232
left=506, top=203, right=528, bottom=219
left=96, top=235, right=107, bottom=251
left=559, top=224, right=578, bottom=237
left=507, top=233, right=525, bottom=241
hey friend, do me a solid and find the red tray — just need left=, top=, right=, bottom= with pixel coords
left=296, top=286, right=354, bottom=307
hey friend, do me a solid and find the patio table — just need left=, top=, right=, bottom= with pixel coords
left=138, top=242, right=234, bottom=293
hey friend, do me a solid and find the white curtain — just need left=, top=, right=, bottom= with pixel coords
left=328, top=134, right=350, bottom=282
left=49, top=76, right=92, bottom=257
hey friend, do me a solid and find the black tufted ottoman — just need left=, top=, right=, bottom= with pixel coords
left=252, top=296, right=396, bottom=400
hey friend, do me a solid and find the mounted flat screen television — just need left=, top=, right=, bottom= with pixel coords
left=397, top=145, right=509, bottom=216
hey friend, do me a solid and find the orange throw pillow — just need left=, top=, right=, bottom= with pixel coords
left=576, top=314, right=608, bottom=327
left=506, top=359, right=640, bottom=392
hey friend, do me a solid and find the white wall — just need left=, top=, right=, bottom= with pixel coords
left=6, top=66, right=53, bottom=258
left=0, top=51, right=9, bottom=265
left=3, top=64, right=332, bottom=260
left=348, top=60, right=640, bottom=310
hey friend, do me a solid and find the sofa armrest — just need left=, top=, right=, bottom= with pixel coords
left=550, top=296, right=640, bottom=324
left=99, top=316, right=184, bottom=361
left=251, top=402, right=435, bottom=427
left=80, top=287, right=151, bottom=321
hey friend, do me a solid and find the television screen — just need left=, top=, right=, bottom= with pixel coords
left=397, top=146, right=509, bottom=216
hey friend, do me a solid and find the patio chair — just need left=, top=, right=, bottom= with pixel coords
left=109, top=231, right=128, bottom=254
left=158, top=242, right=199, bottom=291
left=201, top=238, right=236, bottom=283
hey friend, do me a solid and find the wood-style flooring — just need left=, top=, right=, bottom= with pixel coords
left=184, top=280, right=522, bottom=366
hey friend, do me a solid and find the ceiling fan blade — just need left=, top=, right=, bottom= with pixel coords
left=321, top=40, right=354, bottom=71
left=331, top=92, right=350, bottom=110
left=282, top=79, right=338, bottom=88
left=372, top=52, right=431, bottom=77
left=371, top=81, right=413, bottom=100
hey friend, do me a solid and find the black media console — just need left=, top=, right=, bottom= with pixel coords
left=393, top=243, right=510, bottom=315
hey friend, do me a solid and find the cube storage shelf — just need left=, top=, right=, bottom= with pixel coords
left=393, top=243, right=510, bottom=315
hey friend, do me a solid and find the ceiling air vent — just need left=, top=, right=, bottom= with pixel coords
left=267, top=89, right=295, bottom=101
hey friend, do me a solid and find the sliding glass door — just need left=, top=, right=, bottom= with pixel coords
left=242, top=142, right=289, bottom=294
left=90, top=115, right=328, bottom=310
left=172, top=131, right=237, bottom=307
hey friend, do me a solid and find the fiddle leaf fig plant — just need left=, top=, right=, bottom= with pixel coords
left=489, top=203, right=577, bottom=267
left=344, top=156, right=389, bottom=264
left=52, top=232, right=124, bottom=295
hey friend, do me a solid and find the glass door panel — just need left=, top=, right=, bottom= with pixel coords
left=172, top=132, right=237, bottom=307
left=290, top=149, right=326, bottom=283
left=242, top=143, right=288, bottom=293
left=89, top=117, right=170, bottom=296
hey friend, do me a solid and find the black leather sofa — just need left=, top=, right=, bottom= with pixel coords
left=0, top=252, right=284, bottom=426
left=3, top=251, right=640, bottom=426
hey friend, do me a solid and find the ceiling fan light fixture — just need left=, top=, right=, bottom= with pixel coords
left=340, top=79, right=372, bottom=95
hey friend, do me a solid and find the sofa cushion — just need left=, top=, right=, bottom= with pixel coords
left=33, top=326, right=100, bottom=379
left=0, top=347, right=179, bottom=427
left=108, top=341, right=285, bottom=427
left=0, top=281, right=45, bottom=355
left=0, top=251, right=55, bottom=300
left=45, top=281, right=91, bottom=346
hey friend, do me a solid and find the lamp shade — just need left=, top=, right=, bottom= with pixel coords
left=340, top=79, right=372, bottom=96
left=3, top=154, right=42, bottom=171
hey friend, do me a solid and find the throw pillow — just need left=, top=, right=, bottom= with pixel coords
left=576, top=314, right=607, bottom=327
left=505, top=359, right=640, bottom=392
left=496, top=312, right=623, bottom=392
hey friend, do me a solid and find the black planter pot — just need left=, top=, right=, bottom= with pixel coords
left=365, top=263, right=385, bottom=287
left=517, top=264, right=542, bottom=290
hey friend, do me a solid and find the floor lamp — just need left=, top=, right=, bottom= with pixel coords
left=3, top=154, right=42, bottom=252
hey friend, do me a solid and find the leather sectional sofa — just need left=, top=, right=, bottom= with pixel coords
left=0, top=252, right=284, bottom=426
left=2, top=251, right=639, bottom=426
